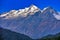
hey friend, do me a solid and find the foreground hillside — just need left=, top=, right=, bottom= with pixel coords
left=37, top=33, right=60, bottom=40
left=0, top=28, right=60, bottom=40
left=0, top=28, right=33, bottom=40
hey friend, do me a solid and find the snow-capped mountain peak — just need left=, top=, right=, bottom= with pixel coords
left=0, top=5, right=40, bottom=19
left=42, top=6, right=51, bottom=12
left=0, top=5, right=60, bottom=20
left=41, top=6, right=58, bottom=15
left=28, top=5, right=40, bottom=15
left=0, top=4, right=60, bottom=39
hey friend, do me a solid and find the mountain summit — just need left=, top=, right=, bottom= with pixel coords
left=0, top=5, right=40, bottom=19
left=0, top=5, right=60, bottom=39
left=0, top=5, right=59, bottom=20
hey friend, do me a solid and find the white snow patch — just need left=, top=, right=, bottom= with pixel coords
left=53, top=13, right=60, bottom=20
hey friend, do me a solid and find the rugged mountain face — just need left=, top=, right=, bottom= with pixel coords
left=0, top=5, right=60, bottom=39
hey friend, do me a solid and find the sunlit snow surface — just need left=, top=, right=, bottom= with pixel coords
left=0, top=5, right=60, bottom=39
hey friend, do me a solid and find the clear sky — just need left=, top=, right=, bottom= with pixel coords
left=0, top=0, right=60, bottom=14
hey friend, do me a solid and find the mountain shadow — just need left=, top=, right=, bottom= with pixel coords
left=0, top=28, right=33, bottom=40
left=0, top=28, right=4, bottom=40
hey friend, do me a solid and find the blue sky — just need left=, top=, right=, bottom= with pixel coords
left=0, top=0, right=60, bottom=14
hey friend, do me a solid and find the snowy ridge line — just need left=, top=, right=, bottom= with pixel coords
left=0, top=5, right=40, bottom=19
left=0, top=4, right=60, bottom=20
